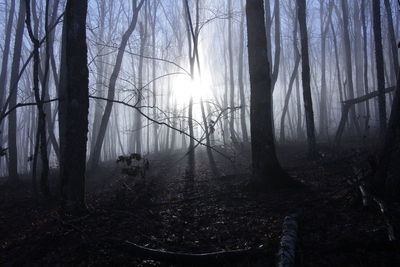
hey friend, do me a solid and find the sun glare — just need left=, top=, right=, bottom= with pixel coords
left=171, top=72, right=213, bottom=115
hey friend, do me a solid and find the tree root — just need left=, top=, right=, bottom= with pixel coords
left=359, top=185, right=396, bottom=241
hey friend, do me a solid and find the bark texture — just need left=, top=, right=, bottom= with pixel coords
left=59, top=0, right=89, bottom=213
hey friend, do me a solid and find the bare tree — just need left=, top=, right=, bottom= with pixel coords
left=280, top=7, right=300, bottom=143
left=318, top=0, right=333, bottom=138
left=341, top=0, right=360, bottom=134
left=7, top=0, right=26, bottom=180
left=361, top=0, right=371, bottom=132
left=151, top=1, right=159, bottom=153
left=297, top=0, right=317, bottom=157
left=25, top=0, right=50, bottom=197
left=246, top=0, right=293, bottom=189
left=372, top=0, right=387, bottom=139
left=90, top=0, right=145, bottom=169
left=0, top=0, right=15, bottom=111
left=383, top=0, right=399, bottom=80
left=0, top=0, right=15, bottom=173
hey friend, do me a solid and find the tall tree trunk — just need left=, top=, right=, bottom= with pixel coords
left=25, top=0, right=50, bottom=197
left=246, top=0, right=292, bottom=188
left=341, top=0, right=361, bottom=134
left=361, top=0, right=371, bottom=133
left=0, top=0, right=15, bottom=174
left=90, top=0, right=106, bottom=158
left=89, top=0, right=145, bottom=168
left=297, top=0, right=317, bottom=157
left=271, top=0, right=281, bottom=89
left=376, top=66, right=400, bottom=197
left=7, top=0, right=26, bottom=181
left=135, top=21, right=148, bottom=155
left=318, top=0, right=332, bottom=138
left=228, top=0, right=238, bottom=145
left=372, top=0, right=387, bottom=140
left=183, top=0, right=200, bottom=179
left=59, top=0, right=89, bottom=214
left=151, top=1, right=159, bottom=153
left=238, top=0, right=248, bottom=143
left=0, top=0, right=15, bottom=110
left=383, top=0, right=399, bottom=79
left=280, top=12, right=300, bottom=143
left=353, top=1, right=365, bottom=119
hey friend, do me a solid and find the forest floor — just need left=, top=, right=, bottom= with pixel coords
left=1, top=141, right=400, bottom=266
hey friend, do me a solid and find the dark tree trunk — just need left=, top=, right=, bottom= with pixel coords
left=25, top=0, right=50, bottom=197
left=318, top=0, right=333, bottom=138
left=377, top=72, right=400, bottom=198
left=7, top=0, right=26, bottom=180
left=0, top=0, right=15, bottom=174
left=361, top=0, right=371, bottom=133
left=341, top=0, right=360, bottom=134
left=59, top=0, right=89, bottom=214
left=246, top=0, right=292, bottom=188
left=383, top=0, right=399, bottom=77
left=0, top=0, right=15, bottom=110
left=372, top=0, right=387, bottom=140
left=90, top=0, right=106, bottom=158
left=297, top=0, right=317, bottom=157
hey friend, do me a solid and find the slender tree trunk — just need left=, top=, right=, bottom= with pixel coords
left=183, top=0, right=200, bottom=179
left=271, top=0, right=281, bottom=89
left=383, top=0, right=399, bottom=79
left=318, top=0, right=332, bottom=138
left=297, top=0, right=317, bottom=157
left=0, top=0, right=15, bottom=174
left=7, top=0, right=26, bottom=181
left=25, top=0, right=50, bottom=197
left=238, top=0, right=248, bottom=143
left=135, top=22, right=148, bottom=155
left=341, top=0, right=361, bottom=134
left=376, top=67, right=400, bottom=197
left=90, top=0, right=144, bottom=168
left=280, top=13, right=300, bottom=143
left=90, top=0, right=106, bottom=158
left=40, top=0, right=60, bottom=162
left=228, top=0, right=238, bottom=145
left=264, top=0, right=272, bottom=74
left=151, top=2, right=159, bottom=153
left=353, top=1, right=365, bottom=119
left=372, top=0, right=387, bottom=140
left=361, top=0, right=371, bottom=133
left=0, top=0, right=15, bottom=110
left=295, top=74, right=302, bottom=140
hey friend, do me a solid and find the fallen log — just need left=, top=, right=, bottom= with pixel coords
left=276, top=213, right=299, bottom=267
left=359, top=185, right=396, bottom=241
left=335, top=87, right=396, bottom=144
left=108, top=238, right=267, bottom=264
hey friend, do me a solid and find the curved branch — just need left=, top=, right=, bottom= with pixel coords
left=109, top=239, right=266, bottom=263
